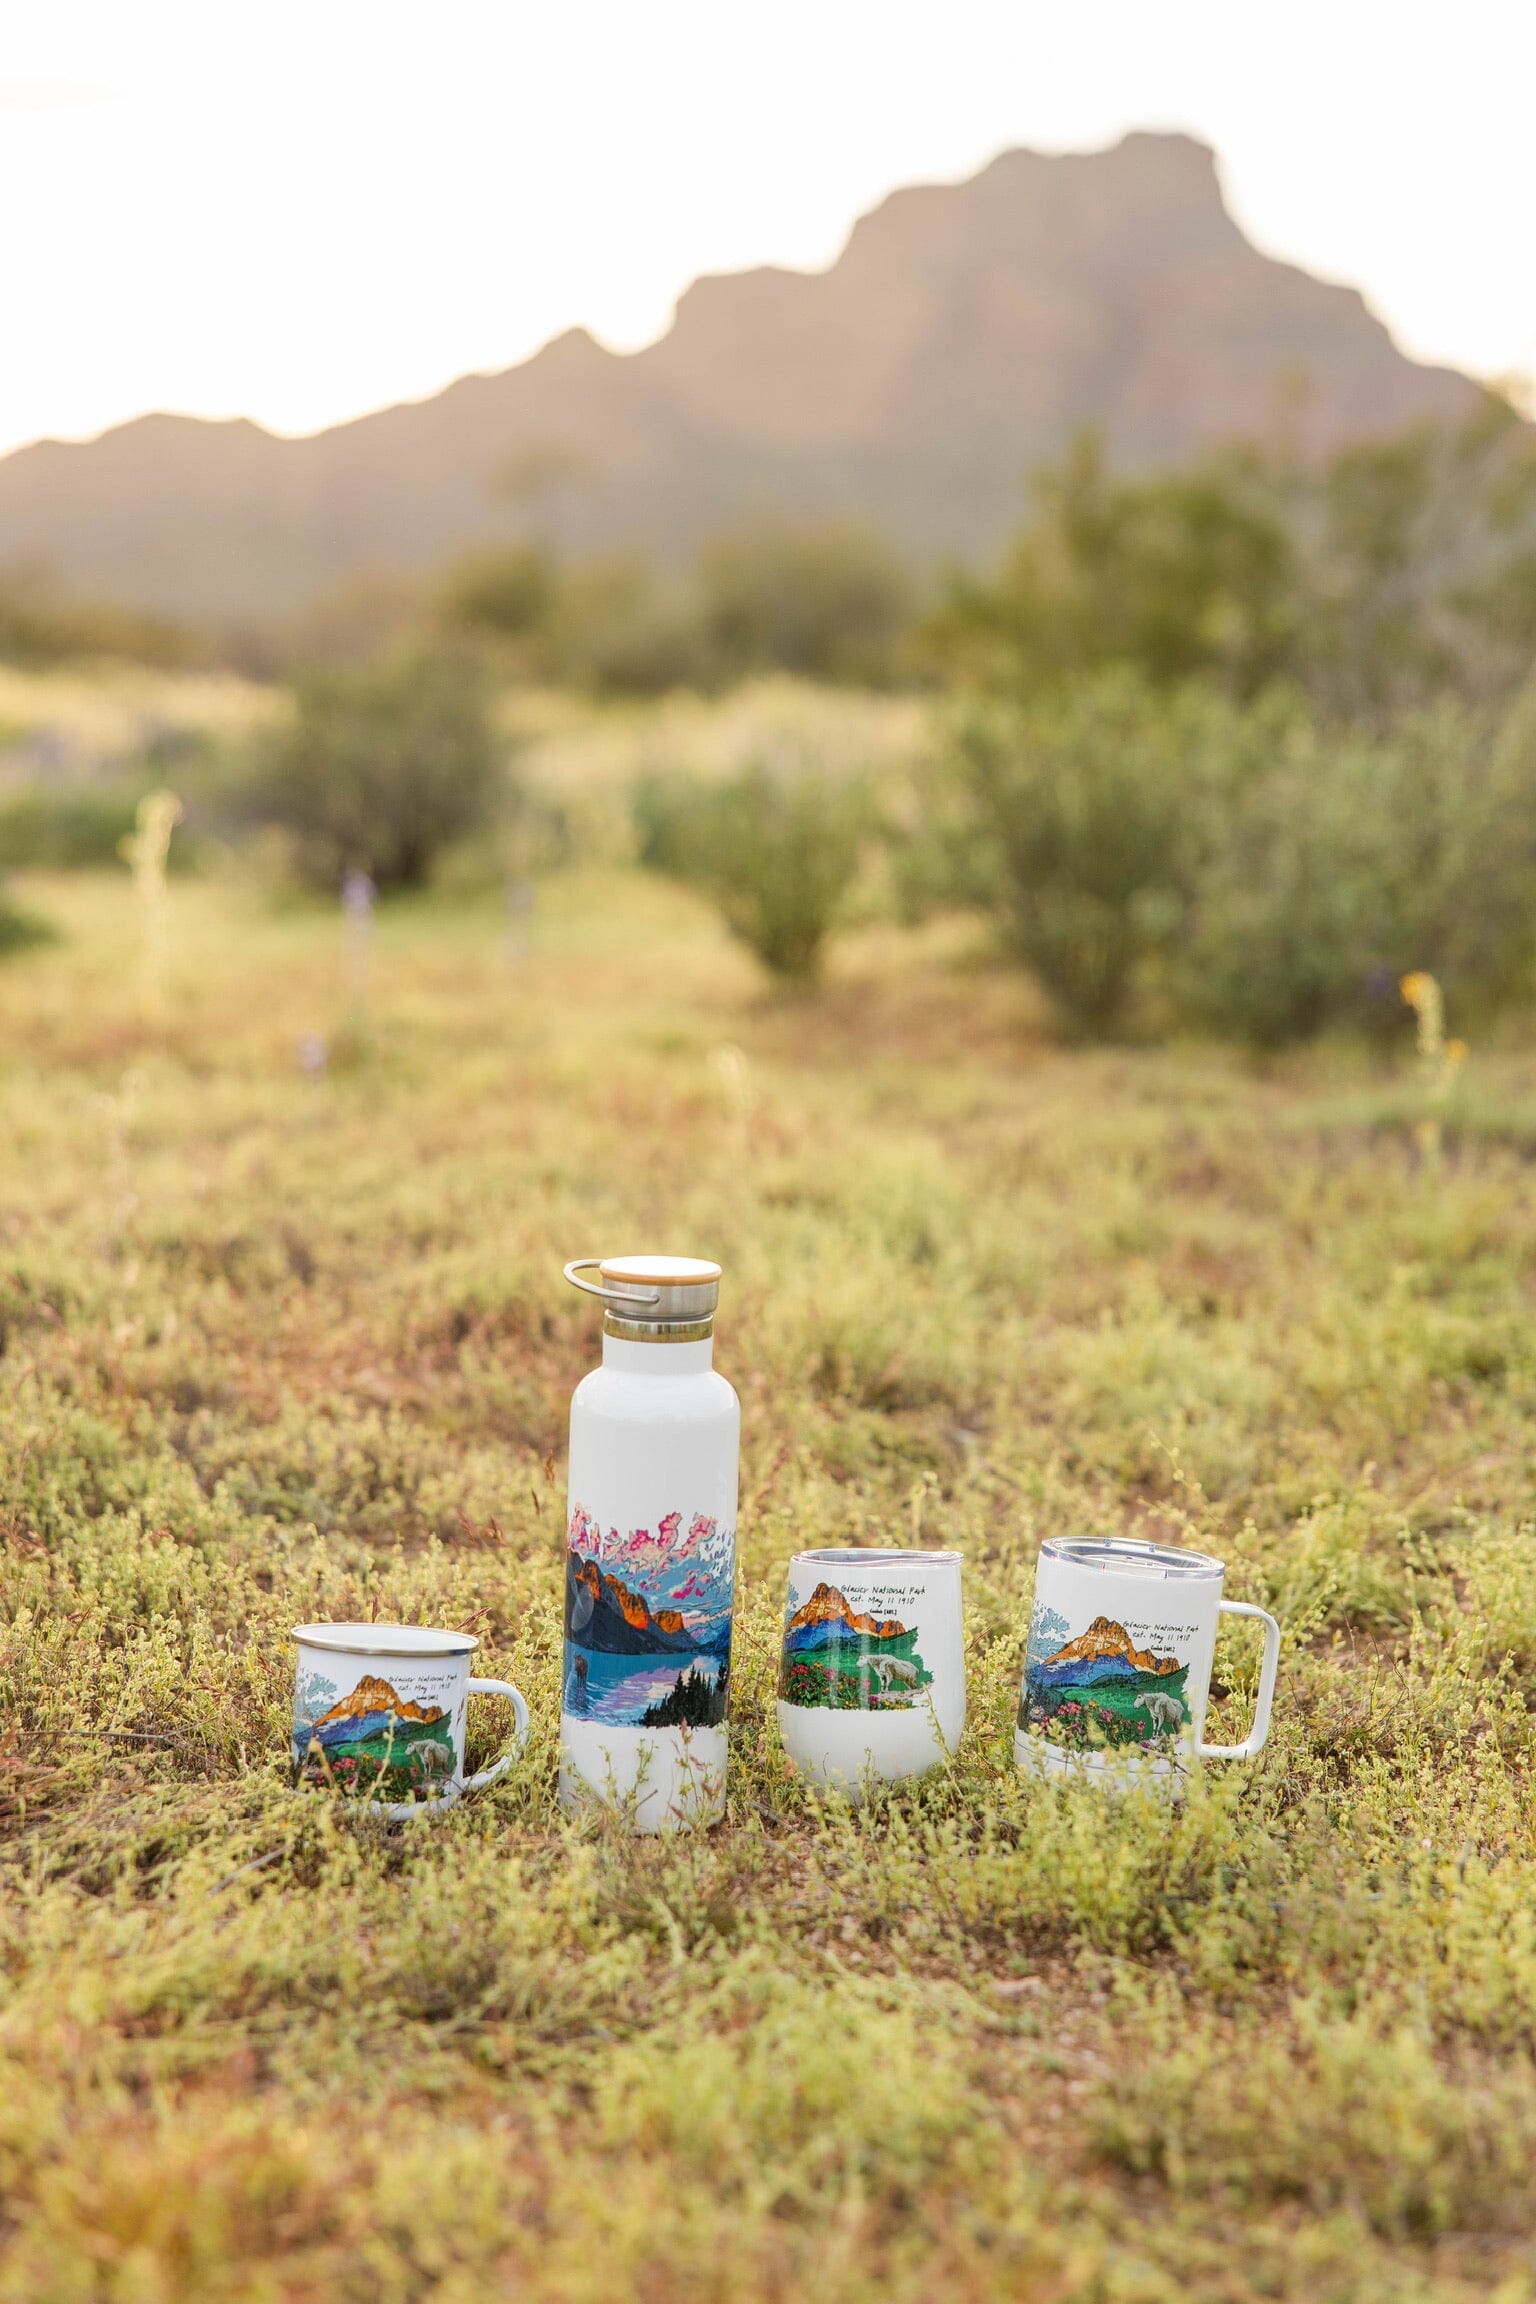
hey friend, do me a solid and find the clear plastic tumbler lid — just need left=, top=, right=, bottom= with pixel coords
left=1039, top=1537, right=1223, bottom=1580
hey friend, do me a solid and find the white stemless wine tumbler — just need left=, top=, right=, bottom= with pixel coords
left=292, top=1624, right=528, bottom=1822
left=1015, top=1539, right=1280, bottom=1787
left=777, top=1547, right=965, bottom=1796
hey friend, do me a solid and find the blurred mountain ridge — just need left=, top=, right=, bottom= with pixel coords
left=0, top=132, right=1489, bottom=620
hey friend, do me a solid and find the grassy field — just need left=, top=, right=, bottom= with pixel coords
left=0, top=663, right=278, bottom=767
left=4, top=856, right=1536, bottom=2301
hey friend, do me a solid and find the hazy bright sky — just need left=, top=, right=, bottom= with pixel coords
left=2, top=0, right=1533, bottom=459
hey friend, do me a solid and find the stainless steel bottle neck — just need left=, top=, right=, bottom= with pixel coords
left=603, top=1309, right=715, bottom=1343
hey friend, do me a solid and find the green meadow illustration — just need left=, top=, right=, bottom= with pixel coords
left=1019, top=1613, right=1190, bottom=1751
left=779, top=1582, right=933, bottom=1710
left=292, top=1671, right=457, bottom=1801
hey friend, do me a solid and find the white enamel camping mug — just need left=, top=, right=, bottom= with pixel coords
left=777, top=1547, right=965, bottom=1795
left=1015, top=1539, right=1280, bottom=1785
left=292, top=1624, right=529, bottom=1822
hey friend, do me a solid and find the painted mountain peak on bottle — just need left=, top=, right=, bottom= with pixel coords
left=565, top=1554, right=716, bottom=1655
left=562, top=1500, right=736, bottom=1730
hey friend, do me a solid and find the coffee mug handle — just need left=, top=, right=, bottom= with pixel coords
left=461, top=1678, right=530, bottom=1793
left=1195, top=1603, right=1280, bottom=1761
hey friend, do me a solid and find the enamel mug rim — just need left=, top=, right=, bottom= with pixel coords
left=292, top=1621, right=479, bottom=1658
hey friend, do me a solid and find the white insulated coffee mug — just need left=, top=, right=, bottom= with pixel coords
left=1015, top=1539, right=1280, bottom=1785
left=292, top=1623, right=529, bottom=1822
left=777, top=1547, right=965, bottom=1795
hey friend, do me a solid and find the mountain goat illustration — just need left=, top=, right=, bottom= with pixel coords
left=406, top=1738, right=454, bottom=1779
left=858, top=1654, right=922, bottom=1702
left=1133, top=1690, right=1185, bottom=1735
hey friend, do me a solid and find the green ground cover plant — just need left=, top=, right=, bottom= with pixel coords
left=2, top=864, right=1536, bottom=2299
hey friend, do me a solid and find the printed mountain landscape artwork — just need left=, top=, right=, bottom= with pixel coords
left=1019, top=1613, right=1191, bottom=1751
left=562, top=1504, right=735, bottom=1730
left=779, top=1582, right=933, bottom=1711
left=292, top=1671, right=457, bottom=1800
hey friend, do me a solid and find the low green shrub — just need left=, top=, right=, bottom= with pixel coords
left=0, top=788, right=178, bottom=873
left=0, top=569, right=195, bottom=669
left=695, top=519, right=915, bottom=687
left=926, top=431, right=1300, bottom=702
left=636, top=754, right=868, bottom=981
left=546, top=558, right=711, bottom=696
left=946, top=676, right=1197, bottom=1033
left=441, top=522, right=918, bottom=697
left=915, top=673, right=1278, bottom=1036
left=0, top=891, right=58, bottom=956
left=926, top=408, right=1536, bottom=719
left=438, top=542, right=558, bottom=651
left=245, top=644, right=505, bottom=891
left=908, top=669, right=1536, bottom=1045
left=1176, top=684, right=1536, bottom=1045
left=1171, top=720, right=1407, bottom=1047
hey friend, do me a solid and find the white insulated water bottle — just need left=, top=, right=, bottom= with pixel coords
left=559, top=1255, right=740, bottom=1832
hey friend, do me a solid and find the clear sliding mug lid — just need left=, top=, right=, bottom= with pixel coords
left=1039, top=1538, right=1223, bottom=1580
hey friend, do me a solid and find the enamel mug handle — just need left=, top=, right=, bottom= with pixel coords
left=1195, top=1602, right=1281, bottom=1761
left=461, top=1678, right=529, bottom=1793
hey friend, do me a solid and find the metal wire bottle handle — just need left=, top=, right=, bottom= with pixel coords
left=562, top=1259, right=662, bottom=1309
